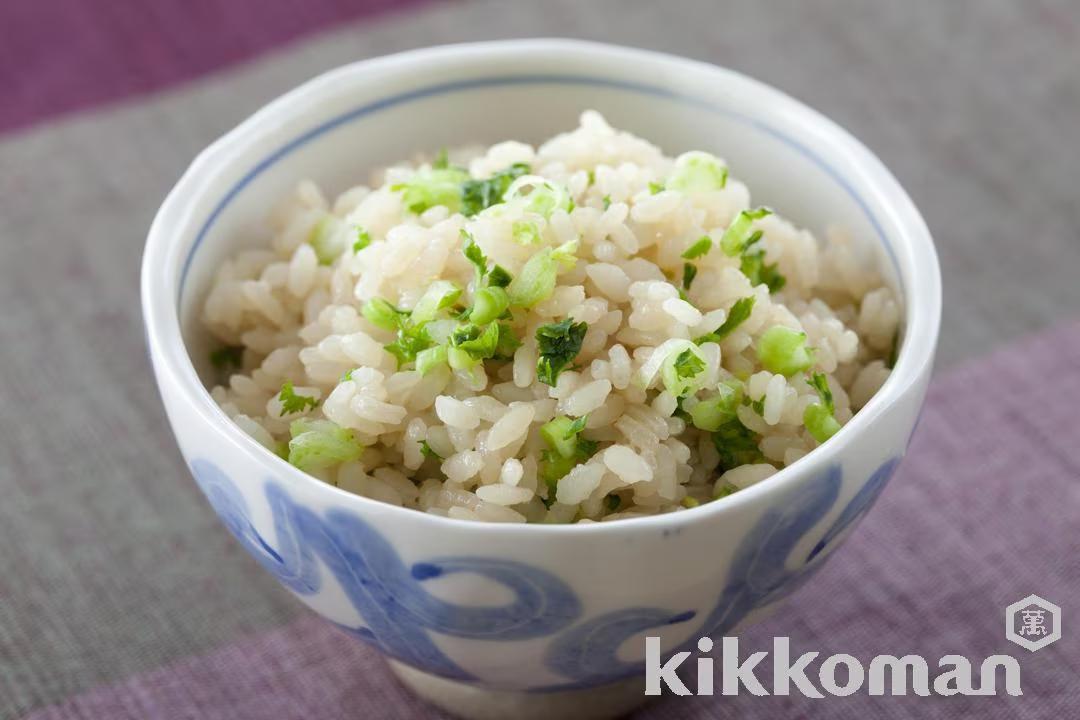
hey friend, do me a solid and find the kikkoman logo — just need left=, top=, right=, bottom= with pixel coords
left=645, top=637, right=1023, bottom=698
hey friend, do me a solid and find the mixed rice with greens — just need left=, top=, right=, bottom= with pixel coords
left=202, top=111, right=900, bottom=523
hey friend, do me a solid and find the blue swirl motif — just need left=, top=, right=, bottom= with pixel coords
left=545, top=458, right=901, bottom=687
left=189, top=460, right=581, bottom=680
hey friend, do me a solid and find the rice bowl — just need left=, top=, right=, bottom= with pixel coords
left=200, top=111, right=901, bottom=524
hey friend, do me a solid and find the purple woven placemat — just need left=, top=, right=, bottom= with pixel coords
left=0, top=0, right=436, bottom=134
left=24, top=322, right=1080, bottom=719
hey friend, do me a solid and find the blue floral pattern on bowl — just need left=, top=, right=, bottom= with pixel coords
left=190, top=456, right=899, bottom=687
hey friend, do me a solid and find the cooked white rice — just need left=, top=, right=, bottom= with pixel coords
left=201, top=111, right=900, bottom=524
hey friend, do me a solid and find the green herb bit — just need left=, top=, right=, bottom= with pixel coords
left=361, top=297, right=408, bottom=332
left=535, top=318, right=588, bottom=386
left=420, top=440, right=443, bottom=460
left=672, top=348, right=706, bottom=381
left=385, top=323, right=434, bottom=367
left=604, top=493, right=622, bottom=512
left=803, top=372, right=841, bottom=442
left=667, top=151, right=729, bottom=193
left=739, top=231, right=786, bottom=293
left=712, top=419, right=763, bottom=471
left=415, top=345, right=448, bottom=375
left=411, top=281, right=462, bottom=324
left=287, top=418, right=364, bottom=472
left=433, top=148, right=450, bottom=169
left=352, top=227, right=372, bottom=253
left=494, top=323, right=522, bottom=359
left=720, top=207, right=772, bottom=257
left=688, top=381, right=742, bottom=431
left=506, top=240, right=578, bottom=308
left=512, top=220, right=542, bottom=246
left=308, top=215, right=346, bottom=264
left=757, top=326, right=814, bottom=376
left=681, top=496, right=701, bottom=509
left=714, top=483, right=739, bottom=500
left=648, top=181, right=664, bottom=194
left=469, top=286, right=510, bottom=325
left=392, top=166, right=470, bottom=214
left=278, top=381, right=319, bottom=416
left=682, top=263, right=698, bottom=291
left=487, top=265, right=513, bottom=288
left=696, top=296, right=757, bottom=346
left=449, top=321, right=504, bottom=361
left=460, top=162, right=531, bottom=216
left=539, top=415, right=599, bottom=502
left=681, top=236, right=713, bottom=260
left=602, top=195, right=612, bottom=210
left=209, top=345, right=244, bottom=370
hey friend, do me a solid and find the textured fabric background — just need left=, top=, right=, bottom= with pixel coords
left=1, top=1, right=1078, bottom=718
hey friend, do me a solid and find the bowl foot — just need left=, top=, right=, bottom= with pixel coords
left=388, top=661, right=652, bottom=720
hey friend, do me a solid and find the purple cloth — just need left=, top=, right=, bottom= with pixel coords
left=24, top=322, right=1080, bottom=719
left=0, top=0, right=435, bottom=134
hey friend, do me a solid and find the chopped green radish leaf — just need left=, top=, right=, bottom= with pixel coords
left=411, top=281, right=462, bottom=324
left=535, top=318, right=588, bottom=386
left=209, top=345, right=243, bottom=370
left=667, top=151, right=729, bottom=193
left=461, top=163, right=530, bottom=216
left=695, top=296, right=756, bottom=344
left=461, top=230, right=488, bottom=281
left=739, top=231, right=786, bottom=293
left=661, top=344, right=708, bottom=397
left=602, top=195, right=612, bottom=210
left=308, top=215, right=346, bottom=264
left=278, top=381, right=319, bottom=415
left=361, top=297, right=407, bottom=332
left=469, top=286, right=510, bottom=325
left=688, top=381, right=742, bottom=431
left=415, top=345, right=448, bottom=375
left=604, top=493, right=622, bottom=512
left=540, top=415, right=591, bottom=459
left=681, top=236, right=712, bottom=259
left=507, top=240, right=578, bottom=308
left=672, top=348, right=706, bottom=381
left=352, top=227, right=372, bottom=253
left=714, top=483, right=739, bottom=499
left=637, top=339, right=708, bottom=397
left=449, top=322, right=502, bottom=361
left=803, top=372, right=841, bottom=442
left=512, top=219, right=542, bottom=246
left=487, top=265, right=513, bottom=288
left=804, top=403, right=841, bottom=443
left=720, top=207, right=772, bottom=257
left=385, top=323, right=433, bottom=367
left=493, top=323, right=522, bottom=359
left=420, top=440, right=443, bottom=460
left=681, top=497, right=701, bottom=508
left=757, top=326, right=814, bottom=376
left=392, top=166, right=470, bottom=214
left=682, top=263, right=698, bottom=291
left=432, top=148, right=450, bottom=170
left=539, top=415, right=599, bottom=501
left=648, top=181, right=664, bottom=194
left=287, top=418, right=364, bottom=473
left=712, top=419, right=763, bottom=471
left=503, top=175, right=573, bottom=218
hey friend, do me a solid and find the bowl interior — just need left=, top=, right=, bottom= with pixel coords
left=174, top=45, right=911, bottom=384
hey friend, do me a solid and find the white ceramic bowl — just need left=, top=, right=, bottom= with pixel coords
left=141, top=40, right=940, bottom=719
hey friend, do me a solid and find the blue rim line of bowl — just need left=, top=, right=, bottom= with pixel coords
left=177, top=73, right=902, bottom=304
